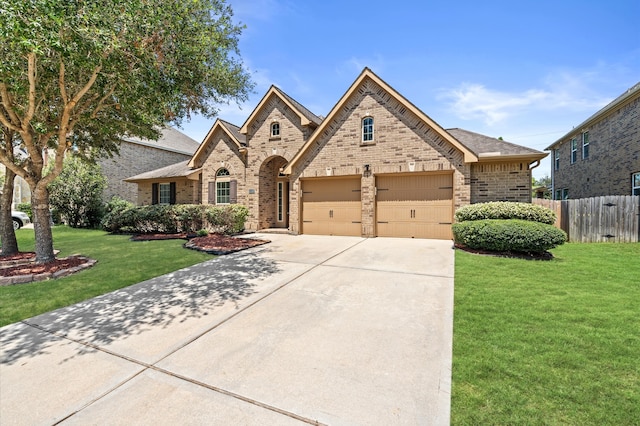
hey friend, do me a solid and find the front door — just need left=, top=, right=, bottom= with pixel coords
left=276, top=179, right=289, bottom=228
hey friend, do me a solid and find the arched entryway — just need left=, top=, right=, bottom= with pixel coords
left=258, top=156, right=289, bottom=229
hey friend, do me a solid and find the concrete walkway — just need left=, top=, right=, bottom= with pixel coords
left=1, top=234, right=455, bottom=425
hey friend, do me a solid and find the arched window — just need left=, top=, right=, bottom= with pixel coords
left=362, top=117, right=374, bottom=142
left=271, top=122, right=280, bottom=137
left=216, top=168, right=230, bottom=204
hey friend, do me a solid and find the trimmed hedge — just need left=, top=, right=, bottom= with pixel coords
left=101, top=203, right=249, bottom=235
left=452, top=219, right=567, bottom=253
left=454, top=201, right=556, bottom=225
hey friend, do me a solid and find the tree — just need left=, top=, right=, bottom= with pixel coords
left=48, top=156, right=106, bottom=228
left=0, top=0, right=252, bottom=263
left=0, top=128, right=19, bottom=255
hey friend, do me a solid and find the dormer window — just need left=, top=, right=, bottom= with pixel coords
left=271, top=122, right=280, bottom=137
left=362, top=117, right=374, bottom=143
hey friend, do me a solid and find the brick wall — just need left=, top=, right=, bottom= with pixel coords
left=288, top=77, right=470, bottom=235
left=552, top=95, right=640, bottom=198
left=470, top=162, right=532, bottom=203
left=99, top=141, right=192, bottom=203
left=136, top=178, right=198, bottom=205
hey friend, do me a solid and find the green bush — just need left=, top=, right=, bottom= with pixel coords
left=455, top=201, right=556, bottom=225
left=101, top=203, right=248, bottom=235
left=452, top=219, right=567, bottom=253
left=15, top=203, right=32, bottom=220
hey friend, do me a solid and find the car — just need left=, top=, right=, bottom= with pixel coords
left=12, top=210, right=31, bottom=230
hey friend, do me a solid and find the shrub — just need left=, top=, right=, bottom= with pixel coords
left=101, top=203, right=249, bottom=235
left=455, top=201, right=556, bottom=225
left=452, top=219, right=567, bottom=253
left=16, top=203, right=32, bottom=220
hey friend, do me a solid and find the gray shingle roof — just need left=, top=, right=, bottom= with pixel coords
left=218, top=119, right=246, bottom=145
left=447, top=128, right=546, bottom=159
left=124, top=160, right=200, bottom=182
left=272, top=86, right=323, bottom=126
left=122, top=126, right=200, bottom=155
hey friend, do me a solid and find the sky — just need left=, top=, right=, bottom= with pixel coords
left=179, top=0, right=640, bottom=180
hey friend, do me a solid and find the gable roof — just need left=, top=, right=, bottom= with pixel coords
left=123, top=126, right=200, bottom=156
left=124, top=160, right=201, bottom=182
left=546, top=81, right=640, bottom=150
left=239, top=85, right=322, bottom=134
left=188, top=119, right=246, bottom=168
left=283, top=68, right=478, bottom=174
left=447, top=128, right=547, bottom=162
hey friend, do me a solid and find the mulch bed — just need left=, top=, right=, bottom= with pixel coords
left=0, top=253, right=96, bottom=285
left=454, top=243, right=554, bottom=260
left=184, top=234, right=270, bottom=255
left=130, top=232, right=270, bottom=255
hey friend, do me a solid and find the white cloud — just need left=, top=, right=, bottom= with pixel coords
left=439, top=72, right=613, bottom=126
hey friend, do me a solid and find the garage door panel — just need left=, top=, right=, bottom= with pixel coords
left=376, top=174, right=453, bottom=240
left=302, top=178, right=362, bottom=237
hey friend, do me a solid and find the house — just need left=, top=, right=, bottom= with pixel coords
left=546, top=82, right=640, bottom=199
left=99, top=127, right=200, bottom=203
left=126, top=68, right=546, bottom=239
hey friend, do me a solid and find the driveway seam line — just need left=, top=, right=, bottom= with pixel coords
left=21, top=238, right=367, bottom=426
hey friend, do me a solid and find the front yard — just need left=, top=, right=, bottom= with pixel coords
left=0, top=226, right=211, bottom=326
left=453, top=243, right=640, bottom=425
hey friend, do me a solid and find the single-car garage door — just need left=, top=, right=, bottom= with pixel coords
left=302, top=177, right=362, bottom=236
left=376, top=173, right=453, bottom=239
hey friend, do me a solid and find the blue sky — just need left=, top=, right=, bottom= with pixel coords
left=181, top=0, right=640, bottom=179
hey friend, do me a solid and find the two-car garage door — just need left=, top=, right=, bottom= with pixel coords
left=300, top=173, right=453, bottom=239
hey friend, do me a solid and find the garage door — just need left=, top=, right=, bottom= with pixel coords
left=302, top=177, right=362, bottom=236
left=376, top=173, right=453, bottom=239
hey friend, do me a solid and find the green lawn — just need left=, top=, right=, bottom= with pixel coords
left=0, top=226, right=212, bottom=326
left=452, top=243, right=640, bottom=425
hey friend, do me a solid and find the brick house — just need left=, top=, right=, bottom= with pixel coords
left=546, top=82, right=640, bottom=199
left=100, top=127, right=200, bottom=203
left=127, top=68, right=546, bottom=239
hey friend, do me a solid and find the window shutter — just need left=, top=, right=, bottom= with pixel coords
left=230, top=180, right=238, bottom=204
left=208, top=182, right=215, bottom=204
left=169, top=182, right=176, bottom=204
left=152, top=183, right=159, bottom=205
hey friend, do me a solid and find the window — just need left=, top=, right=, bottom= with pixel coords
left=570, top=138, right=577, bottom=164
left=271, top=122, right=280, bottom=137
left=633, top=172, right=640, bottom=196
left=555, top=188, right=569, bottom=200
left=362, top=117, right=374, bottom=143
left=216, top=168, right=230, bottom=204
left=159, top=183, right=171, bottom=204
left=554, top=149, right=560, bottom=170
left=277, top=182, right=284, bottom=222
left=581, top=131, right=589, bottom=159
left=152, top=182, right=176, bottom=205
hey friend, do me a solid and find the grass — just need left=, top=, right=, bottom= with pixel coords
left=0, top=226, right=212, bottom=327
left=452, top=243, right=640, bottom=425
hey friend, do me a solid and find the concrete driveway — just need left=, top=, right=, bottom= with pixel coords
left=1, top=234, right=454, bottom=425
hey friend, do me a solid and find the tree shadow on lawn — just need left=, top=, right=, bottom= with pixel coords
left=1, top=248, right=281, bottom=365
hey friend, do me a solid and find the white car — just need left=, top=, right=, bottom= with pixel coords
left=12, top=210, right=31, bottom=230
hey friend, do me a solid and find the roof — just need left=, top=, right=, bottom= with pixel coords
left=546, top=81, right=640, bottom=150
left=239, top=85, right=322, bottom=134
left=283, top=68, right=478, bottom=174
left=122, top=127, right=200, bottom=156
left=124, top=160, right=201, bottom=182
left=447, top=128, right=547, bottom=161
left=188, top=119, right=246, bottom=168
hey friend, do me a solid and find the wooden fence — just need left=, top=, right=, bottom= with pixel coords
left=533, top=196, right=640, bottom=243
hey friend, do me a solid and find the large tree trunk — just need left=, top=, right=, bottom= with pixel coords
left=31, top=183, right=55, bottom=263
left=0, top=169, right=19, bottom=255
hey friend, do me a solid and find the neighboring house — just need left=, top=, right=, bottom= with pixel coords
left=126, top=68, right=546, bottom=240
left=546, top=82, right=640, bottom=199
left=0, top=148, right=32, bottom=209
left=98, top=127, right=200, bottom=203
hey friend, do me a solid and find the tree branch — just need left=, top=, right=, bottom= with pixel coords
left=23, top=53, right=37, bottom=130
left=0, top=84, right=23, bottom=132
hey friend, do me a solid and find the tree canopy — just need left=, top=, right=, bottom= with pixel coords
left=0, top=0, right=253, bottom=262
